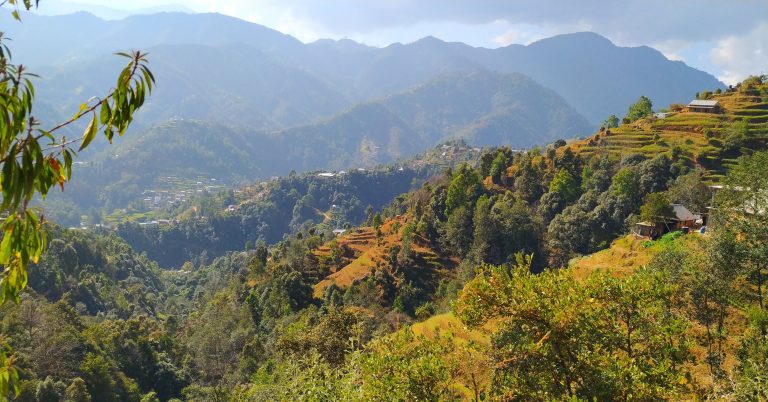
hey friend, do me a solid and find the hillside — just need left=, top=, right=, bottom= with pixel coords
left=10, top=77, right=768, bottom=401
left=267, top=71, right=592, bottom=171
left=313, top=215, right=458, bottom=299
left=109, top=142, right=480, bottom=267
left=566, top=83, right=768, bottom=181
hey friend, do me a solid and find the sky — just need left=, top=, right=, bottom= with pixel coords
left=38, top=0, right=768, bottom=85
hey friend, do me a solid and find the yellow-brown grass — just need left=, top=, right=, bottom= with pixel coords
left=313, top=215, right=456, bottom=298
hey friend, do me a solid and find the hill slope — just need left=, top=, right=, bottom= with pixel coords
left=566, top=86, right=768, bottom=181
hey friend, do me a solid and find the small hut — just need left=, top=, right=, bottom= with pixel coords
left=686, top=100, right=721, bottom=113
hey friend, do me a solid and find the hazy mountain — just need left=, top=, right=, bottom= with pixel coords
left=122, top=71, right=589, bottom=176
left=4, top=12, right=302, bottom=67
left=35, top=43, right=350, bottom=131
left=43, top=71, right=589, bottom=217
left=33, top=2, right=194, bottom=20
left=290, top=33, right=724, bottom=123
left=475, top=32, right=723, bottom=123
left=7, top=12, right=723, bottom=133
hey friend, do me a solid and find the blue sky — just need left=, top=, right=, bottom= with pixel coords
left=37, top=1, right=768, bottom=85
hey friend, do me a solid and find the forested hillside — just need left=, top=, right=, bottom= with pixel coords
left=2, top=75, right=768, bottom=401
left=113, top=142, right=481, bottom=267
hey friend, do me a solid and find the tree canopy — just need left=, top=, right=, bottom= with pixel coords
left=624, top=96, right=653, bottom=122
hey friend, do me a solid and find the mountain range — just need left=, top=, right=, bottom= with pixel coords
left=5, top=11, right=725, bottom=216
left=9, top=12, right=723, bottom=128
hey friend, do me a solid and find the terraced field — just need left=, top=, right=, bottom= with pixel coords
left=567, top=91, right=768, bottom=183
left=313, top=216, right=457, bottom=298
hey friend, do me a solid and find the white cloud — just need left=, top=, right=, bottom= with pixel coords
left=493, top=24, right=556, bottom=46
left=651, top=39, right=691, bottom=62
left=711, top=22, right=768, bottom=85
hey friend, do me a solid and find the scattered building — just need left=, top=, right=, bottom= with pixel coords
left=332, top=228, right=347, bottom=236
left=632, top=221, right=661, bottom=238
left=686, top=100, right=721, bottom=113
left=632, top=204, right=701, bottom=238
left=671, top=204, right=698, bottom=229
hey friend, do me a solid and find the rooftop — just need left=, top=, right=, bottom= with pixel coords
left=672, top=204, right=697, bottom=221
left=688, top=99, right=719, bottom=107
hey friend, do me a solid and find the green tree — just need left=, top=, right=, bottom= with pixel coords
left=611, top=167, right=640, bottom=199
left=444, top=164, right=482, bottom=215
left=514, top=153, right=544, bottom=202
left=602, top=114, right=619, bottom=128
left=624, top=95, right=653, bottom=122
left=356, top=330, right=459, bottom=401
left=488, top=151, right=510, bottom=184
left=443, top=206, right=473, bottom=256
left=548, top=169, right=580, bottom=202
left=640, top=192, right=675, bottom=222
left=35, top=376, right=63, bottom=402
left=140, top=392, right=161, bottom=402
left=80, top=353, right=117, bottom=402
left=455, top=254, right=689, bottom=400
left=63, top=378, right=91, bottom=402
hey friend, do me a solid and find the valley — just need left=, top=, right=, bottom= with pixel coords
left=0, top=3, right=766, bottom=402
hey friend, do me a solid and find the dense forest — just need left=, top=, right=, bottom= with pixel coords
left=0, top=76, right=766, bottom=401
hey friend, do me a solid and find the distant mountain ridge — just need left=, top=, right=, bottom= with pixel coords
left=34, top=2, right=194, bottom=20
left=90, top=70, right=589, bottom=178
left=10, top=10, right=726, bottom=222
left=7, top=12, right=723, bottom=129
left=44, top=70, right=589, bottom=219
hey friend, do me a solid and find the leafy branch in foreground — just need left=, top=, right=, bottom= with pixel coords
left=0, top=4, right=154, bottom=398
left=0, top=49, right=154, bottom=305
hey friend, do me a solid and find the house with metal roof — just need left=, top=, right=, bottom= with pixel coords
left=632, top=204, right=700, bottom=238
left=687, top=99, right=721, bottom=113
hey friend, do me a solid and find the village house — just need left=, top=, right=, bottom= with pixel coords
left=633, top=204, right=700, bottom=238
left=686, top=99, right=721, bottom=113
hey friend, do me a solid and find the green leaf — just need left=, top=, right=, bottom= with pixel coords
left=74, top=102, right=88, bottom=119
left=0, top=226, right=14, bottom=265
left=100, top=101, right=111, bottom=125
left=79, top=113, right=98, bottom=151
